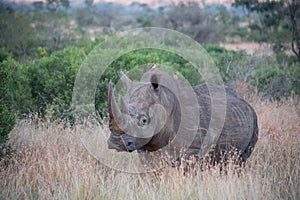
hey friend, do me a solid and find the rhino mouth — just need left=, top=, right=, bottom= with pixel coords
left=125, top=141, right=135, bottom=152
left=107, top=141, right=136, bottom=152
left=107, top=134, right=136, bottom=152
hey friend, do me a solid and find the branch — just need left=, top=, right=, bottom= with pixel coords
left=289, top=0, right=300, bottom=61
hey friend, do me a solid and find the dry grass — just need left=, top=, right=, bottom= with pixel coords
left=0, top=95, right=299, bottom=199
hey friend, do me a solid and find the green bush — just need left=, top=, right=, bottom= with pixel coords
left=26, top=47, right=86, bottom=119
left=0, top=101, right=15, bottom=145
left=1, top=39, right=298, bottom=122
left=0, top=51, right=16, bottom=156
left=0, top=5, right=38, bottom=60
left=204, top=44, right=300, bottom=99
left=1, top=58, right=33, bottom=114
left=1, top=45, right=91, bottom=121
left=0, top=100, right=15, bottom=160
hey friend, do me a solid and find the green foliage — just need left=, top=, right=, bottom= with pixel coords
left=47, top=0, right=70, bottom=11
left=253, top=60, right=300, bottom=99
left=0, top=1, right=91, bottom=61
left=37, top=47, right=48, bottom=58
left=2, top=38, right=298, bottom=120
left=1, top=58, right=32, bottom=114
left=94, top=41, right=293, bottom=114
left=27, top=47, right=86, bottom=118
left=75, top=8, right=96, bottom=27
left=162, top=1, right=223, bottom=43
left=0, top=42, right=97, bottom=120
left=0, top=102, right=15, bottom=145
left=0, top=100, right=15, bottom=160
left=0, top=4, right=38, bottom=60
left=205, top=44, right=300, bottom=99
left=0, top=50, right=16, bottom=154
left=0, top=48, right=11, bottom=63
left=233, top=0, right=300, bottom=58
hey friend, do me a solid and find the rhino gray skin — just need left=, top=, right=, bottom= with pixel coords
left=107, top=67, right=258, bottom=163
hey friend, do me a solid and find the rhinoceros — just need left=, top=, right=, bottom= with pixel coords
left=107, top=67, right=258, bottom=164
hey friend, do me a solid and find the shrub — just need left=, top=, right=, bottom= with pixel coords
left=1, top=39, right=299, bottom=121
left=26, top=47, right=86, bottom=119
left=1, top=58, right=33, bottom=114
left=0, top=51, right=16, bottom=157
left=205, top=45, right=300, bottom=99
left=0, top=101, right=15, bottom=145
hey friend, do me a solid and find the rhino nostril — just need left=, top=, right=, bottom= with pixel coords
left=142, top=118, right=147, bottom=124
left=127, top=141, right=135, bottom=152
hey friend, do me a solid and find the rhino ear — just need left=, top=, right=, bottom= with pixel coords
left=150, top=74, right=159, bottom=90
left=119, top=70, right=133, bottom=89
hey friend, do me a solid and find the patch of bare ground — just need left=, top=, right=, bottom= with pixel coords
left=220, top=42, right=274, bottom=56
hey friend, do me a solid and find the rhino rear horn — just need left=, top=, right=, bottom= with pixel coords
left=119, top=70, right=133, bottom=89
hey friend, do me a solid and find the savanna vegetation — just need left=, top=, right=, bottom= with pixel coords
left=0, top=0, right=299, bottom=199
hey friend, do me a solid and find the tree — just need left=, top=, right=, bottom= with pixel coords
left=162, top=1, right=222, bottom=43
left=0, top=2, right=38, bottom=59
left=232, top=0, right=258, bottom=26
left=233, top=0, right=300, bottom=61
left=47, top=0, right=70, bottom=11
left=289, top=0, right=300, bottom=61
left=85, top=0, right=94, bottom=8
left=32, top=1, right=44, bottom=10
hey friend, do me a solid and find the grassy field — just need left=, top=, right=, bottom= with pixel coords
left=0, top=93, right=299, bottom=199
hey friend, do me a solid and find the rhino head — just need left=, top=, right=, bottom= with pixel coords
left=107, top=68, right=181, bottom=152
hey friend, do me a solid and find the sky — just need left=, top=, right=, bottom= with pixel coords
left=7, top=0, right=235, bottom=7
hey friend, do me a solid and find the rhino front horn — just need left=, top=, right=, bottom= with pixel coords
left=108, top=80, right=128, bottom=133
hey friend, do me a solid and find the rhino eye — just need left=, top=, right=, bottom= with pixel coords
left=139, top=116, right=148, bottom=126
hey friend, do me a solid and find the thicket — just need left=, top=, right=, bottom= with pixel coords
left=0, top=49, right=15, bottom=157
left=1, top=42, right=298, bottom=121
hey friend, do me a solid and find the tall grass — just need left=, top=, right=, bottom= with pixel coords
left=0, top=95, right=299, bottom=199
